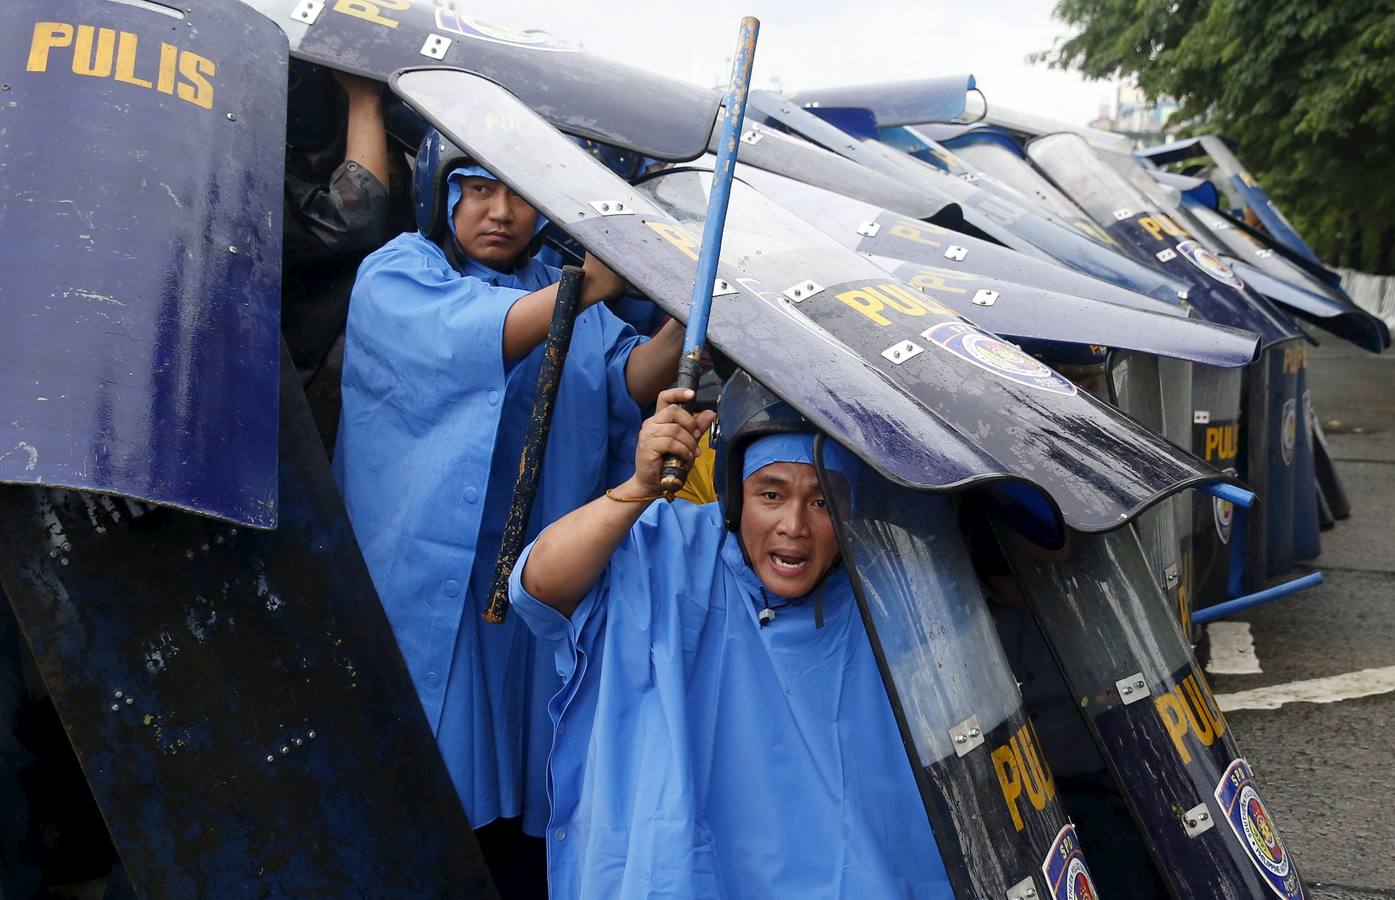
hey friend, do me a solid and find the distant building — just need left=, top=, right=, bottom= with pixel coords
left=1090, top=84, right=1180, bottom=146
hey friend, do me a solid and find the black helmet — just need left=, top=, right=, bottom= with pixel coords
left=413, top=127, right=472, bottom=241
left=713, top=371, right=817, bottom=533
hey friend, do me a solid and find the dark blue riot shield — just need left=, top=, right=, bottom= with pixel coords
left=0, top=346, right=495, bottom=896
left=1025, top=133, right=1302, bottom=349
left=392, top=67, right=1244, bottom=536
left=1, top=0, right=285, bottom=528
left=995, top=524, right=1307, bottom=899
left=1245, top=344, right=1321, bottom=586
left=1093, top=151, right=1386, bottom=352
left=732, top=165, right=1260, bottom=369
left=647, top=165, right=1258, bottom=370
left=1139, top=136, right=1322, bottom=265
left=1184, top=205, right=1388, bottom=352
left=815, top=439, right=1093, bottom=900
left=240, top=0, right=718, bottom=161
left=743, top=91, right=1207, bottom=307
left=1189, top=364, right=1247, bottom=610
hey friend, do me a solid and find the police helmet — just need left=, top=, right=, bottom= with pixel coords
left=413, top=128, right=472, bottom=241
left=713, top=371, right=817, bottom=533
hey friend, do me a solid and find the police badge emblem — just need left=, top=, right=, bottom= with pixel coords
left=1042, top=824, right=1099, bottom=900
left=1214, top=466, right=1237, bottom=543
left=1214, top=759, right=1303, bottom=899
left=1176, top=239, right=1246, bottom=290
left=1281, top=398, right=1297, bottom=467
left=921, top=321, right=1077, bottom=396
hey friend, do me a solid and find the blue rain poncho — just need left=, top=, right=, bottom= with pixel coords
left=334, top=166, right=643, bottom=834
left=509, top=498, right=954, bottom=898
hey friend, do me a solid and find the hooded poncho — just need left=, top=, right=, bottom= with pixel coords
left=509, top=498, right=954, bottom=898
left=335, top=166, right=643, bottom=833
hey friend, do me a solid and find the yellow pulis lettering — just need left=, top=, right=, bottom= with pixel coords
left=333, top=0, right=411, bottom=29
left=176, top=51, right=215, bottom=109
left=72, top=24, right=116, bottom=78
left=26, top=22, right=74, bottom=72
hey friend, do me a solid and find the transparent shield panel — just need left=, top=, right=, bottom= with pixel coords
left=817, top=437, right=1073, bottom=899
left=1028, top=133, right=1161, bottom=226
left=818, top=440, right=1019, bottom=763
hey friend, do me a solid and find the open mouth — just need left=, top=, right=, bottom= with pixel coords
left=768, top=552, right=807, bottom=575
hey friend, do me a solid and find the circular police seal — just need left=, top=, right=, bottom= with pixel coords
left=1176, top=239, right=1245, bottom=290
left=1214, top=468, right=1237, bottom=545
left=435, top=10, right=578, bottom=51
left=1239, top=785, right=1289, bottom=877
left=1281, top=398, right=1297, bottom=466
left=922, top=321, right=1077, bottom=396
left=1067, top=859, right=1098, bottom=900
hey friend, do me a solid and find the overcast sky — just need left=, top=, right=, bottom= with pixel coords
left=478, top=0, right=1119, bottom=126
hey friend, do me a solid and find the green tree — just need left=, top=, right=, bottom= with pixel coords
left=1039, top=0, right=1395, bottom=273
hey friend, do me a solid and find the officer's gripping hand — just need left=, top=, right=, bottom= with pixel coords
left=632, top=388, right=715, bottom=497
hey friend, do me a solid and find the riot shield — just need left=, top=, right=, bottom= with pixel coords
left=1026, top=133, right=1302, bottom=349
left=787, top=75, right=978, bottom=127
left=241, top=0, right=718, bottom=161
left=1244, top=343, right=1321, bottom=585
left=1185, top=206, right=1388, bottom=352
left=996, top=524, right=1307, bottom=900
left=657, top=165, right=1259, bottom=370
left=0, top=345, right=495, bottom=896
left=393, top=67, right=1245, bottom=535
left=915, top=127, right=1120, bottom=248
left=730, top=122, right=954, bottom=218
left=1108, top=353, right=1196, bottom=631
left=1092, top=150, right=1386, bottom=352
left=1190, top=364, right=1247, bottom=609
left=816, top=439, right=1093, bottom=900
left=743, top=91, right=1208, bottom=305
left=3, top=0, right=285, bottom=528
left=737, top=163, right=1185, bottom=317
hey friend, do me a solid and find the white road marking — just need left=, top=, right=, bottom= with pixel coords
left=1206, top=621, right=1262, bottom=675
left=1215, top=665, right=1395, bottom=711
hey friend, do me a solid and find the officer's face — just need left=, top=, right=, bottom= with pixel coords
left=739, top=462, right=839, bottom=599
left=451, top=176, right=539, bottom=269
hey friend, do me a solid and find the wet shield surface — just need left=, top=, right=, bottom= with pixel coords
left=743, top=92, right=1202, bottom=306
left=1025, top=133, right=1301, bottom=349
left=2, top=0, right=285, bottom=527
left=242, top=0, right=718, bottom=160
left=734, top=165, right=1259, bottom=369
left=817, top=440, right=1080, bottom=900
left=392, top=67, right=1242, bottom=534
left=996, top=525, right=1306, bottom=899
left=0, top=352, right=495, bottom=896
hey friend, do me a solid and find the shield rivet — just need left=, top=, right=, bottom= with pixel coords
left=60, top=557, right=69, bottom=567
left=185, top=550, right=195, bottom=560
left=294, top=738, right=304, bottom=747
left=954, top=734, right=967, bottom=744
left=968, top=728, right=981, bottom=737
left=601, top=203, right=610, bottom=212
left=125, top=698, right=134, bottom=706
left=114, top=691, right=124, bottom=699
left=280, top=745, right=290, bottom=755
left=266, top=755, right=275, bottom=763
left=226, top=113, right=236, bottom=122
left=110, top=703, right=120, bottom=712
left=793, top=289, right=802, bottom=297
left=1122, top=686, right=1133, bottom=695
left=308, top=730, right=317, bottom=739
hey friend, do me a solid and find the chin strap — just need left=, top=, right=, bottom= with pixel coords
left=756, top=577, right=829, bottom=629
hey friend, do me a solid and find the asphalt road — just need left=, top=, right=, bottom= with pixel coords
left=1205, top=336, right=1395, bottom=898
